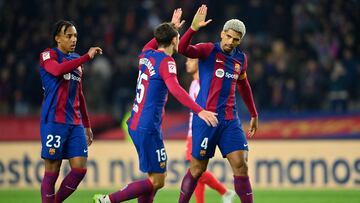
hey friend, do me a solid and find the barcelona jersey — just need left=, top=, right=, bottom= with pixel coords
left=197, top=42, right=247, bottom=120
left=39, top=48, right=85, bottom=125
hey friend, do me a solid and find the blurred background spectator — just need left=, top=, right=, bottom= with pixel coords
left=0, top=0, right=359, bottom=122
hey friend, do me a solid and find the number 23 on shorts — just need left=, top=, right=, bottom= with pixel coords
left=46, top=134, right=62, bottom=148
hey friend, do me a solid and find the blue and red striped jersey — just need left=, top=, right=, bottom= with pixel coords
left=127, top=49, right=178, bottom=131
left=39, top=47, right=89, bottom=126
left=197, top=42, right=248, bottom=120
left=179, top=28, right=257, bottom=119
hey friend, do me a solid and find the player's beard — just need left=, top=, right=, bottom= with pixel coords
left=223, top=44, right=234, bottom=53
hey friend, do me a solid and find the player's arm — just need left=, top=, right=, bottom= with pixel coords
left=166, top=77, right=202, bottom=114
left=160, top=57, right=218, bottom=127
left=142, top=38, right=158, bottom=52
left=178, top=4, right=213, bottom=59
left=79, top=82, right=93, bottom=146
left=142, top=8, right=185, bottom=52
left=40, top=47, right=102, bottom=77
left=238, top=76, right=258, bottom=118
left=165, top=77, right=218, bottom=127
left=178, top=29, right=214, bottom=59
left=237, top=54, right=258, bottom=138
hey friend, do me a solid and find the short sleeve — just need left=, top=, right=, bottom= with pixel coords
left=159, top=56, right=177, bottom=81
left=40, top=48, right=58, bottom=67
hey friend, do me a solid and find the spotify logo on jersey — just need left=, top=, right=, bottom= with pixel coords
left=63, top=73, right=71, bottom=80
left=63, top=73, right=81, bottom=81
left=215, top=69, right=225, bottom=78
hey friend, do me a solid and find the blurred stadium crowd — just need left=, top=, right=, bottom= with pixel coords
left=0, top=0, right=359, bottom=119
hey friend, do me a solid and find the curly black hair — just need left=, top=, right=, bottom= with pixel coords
left=52, top=20, right=75, bottom=46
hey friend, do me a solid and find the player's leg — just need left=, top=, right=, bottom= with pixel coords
left=41, top=159, right=61, bottom=203
left=40, top=122, right=68, bottom=203
left=179, top=116, right=219, bottom=203
left=227, top=150, right=253, bottom=203
left=194, top=181, right=205, bottom=203
left=199, top=171, right=226, bottom=195
left=137, top=172, right=165, bottom=203
left=94, top=128, right=166, bottom=203
left=219, top=120, right=252, bottom=203
left=198, top=171, right=236, bottom=203
left=107, top=173, right=163, bottom=203
left=55, top=157, right=87, bottom=203
left=95, top=173, right=163, bottom=203
left=55, top=125, right=88, bottom=203
left=178, top=157, right=208, bottom=203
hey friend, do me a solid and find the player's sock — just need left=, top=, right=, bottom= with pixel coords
left=41, top=171, right=59, bottom=203
left=178, top=169, right=199, bottom=203
left=234, top=175, right=253, bottom=203
left=199, top=171, right=227, bottom=195
left=109, top=178, right=154, bottom=203
left=54, top=168, right=87, bottom=203
left=138, top=190, right=157, bottom=203
left=194, top=182, right=205, bottom=203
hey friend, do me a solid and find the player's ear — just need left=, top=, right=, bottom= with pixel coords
left=55, top=35, right=61, bottom=44
left=171, top=36, right=177, bottom=46
left=220, top=30, right=225, bottom=39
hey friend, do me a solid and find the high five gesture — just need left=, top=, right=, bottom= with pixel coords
left=171, top=8, right=186, bottom=30
left=191, top=4, right=213, bottom=31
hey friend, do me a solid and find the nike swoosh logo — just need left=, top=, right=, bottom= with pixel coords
left=216, top=59, right=223, bottom=63
left=246, top=192, right=252, bottom=195
left=66, top=185, right=76, bottom=190
left=84, top=149, right=88, bottom=153
left=244, top=144, right=248, bottom=147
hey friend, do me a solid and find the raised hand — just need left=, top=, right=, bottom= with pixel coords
left=87, top=47, right=103, bottom=59
left=191, top=4, right=212, bottom=31
left=247, top=116, right=258, bottom=138
left=198, top=110, right=218, bottom=127
left=171, top=8, right=185, bottom=30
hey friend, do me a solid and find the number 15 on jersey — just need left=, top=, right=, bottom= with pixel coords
left=133, top=70, right=148, bottom=112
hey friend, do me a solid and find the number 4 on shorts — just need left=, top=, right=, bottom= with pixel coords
left=201, top=137, right=208, bottom=149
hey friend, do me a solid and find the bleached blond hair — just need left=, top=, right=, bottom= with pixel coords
left=223, top=19, right=246, bottom=39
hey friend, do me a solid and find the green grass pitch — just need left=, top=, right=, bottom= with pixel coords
left=1, top=189, right=359, bottom=203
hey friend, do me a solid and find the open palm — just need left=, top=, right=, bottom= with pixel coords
left=171, top=8, right=185, bottom=30
left=191, top=4, right=212, bottom=31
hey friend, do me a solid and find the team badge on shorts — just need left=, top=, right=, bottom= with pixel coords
left=200, top=150, right=206, bottom=157
left=160, top=162, right=166, bottom=168
left=49, top=148, right=56, bottom=155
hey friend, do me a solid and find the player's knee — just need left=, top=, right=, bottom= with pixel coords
left=190, top=157, right=208, bottom=178
left=233, top=160, right=248, bottom=175
left=152, top=179, right=165, bottom=190
left=240, top=162, right=249, bottom=174
left=190, top=166, right=206, bottom=178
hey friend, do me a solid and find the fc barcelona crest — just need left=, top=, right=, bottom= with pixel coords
left=49, top=148, right=56, bottom=155
left=235, top=63, right=240, bottom=72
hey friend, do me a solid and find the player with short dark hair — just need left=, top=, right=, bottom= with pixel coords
left=178, top=5, right=258, bottom=203
left=93, top=9, right=218, bottom=203
left=39, top=20, right=102, bottom=203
